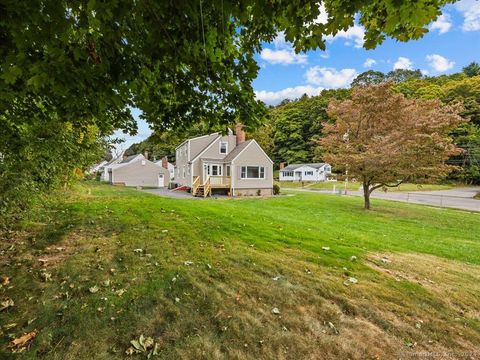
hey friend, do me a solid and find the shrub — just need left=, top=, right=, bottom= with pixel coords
left=273, top=184, right=280, bottom=195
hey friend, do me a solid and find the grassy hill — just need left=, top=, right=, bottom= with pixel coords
left=1, top=183, right=479, bottom=359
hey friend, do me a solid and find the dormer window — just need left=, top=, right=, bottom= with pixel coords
left=219, top=141, right=228, bottom=154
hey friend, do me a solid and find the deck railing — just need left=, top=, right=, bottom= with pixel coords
left=208, top=176, right=231, bottom=187
left=192, top=176, right=200, bottom=196
left=204, top=177, right=211, bottom=197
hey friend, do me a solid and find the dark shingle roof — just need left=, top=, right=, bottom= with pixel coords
left=282, top=163, right=326, bottom=171
left=222, top=140, right=253, bottom=162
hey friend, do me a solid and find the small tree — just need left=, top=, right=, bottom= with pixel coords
left=320, top=83, right=464, bottom=209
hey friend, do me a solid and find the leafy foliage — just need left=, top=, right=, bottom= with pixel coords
left=320, top=83, right=464, bottom=209
left=0, top=0, right=459, bottom=224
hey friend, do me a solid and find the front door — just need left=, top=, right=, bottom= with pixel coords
left=158, top=174, right=164, bottom=187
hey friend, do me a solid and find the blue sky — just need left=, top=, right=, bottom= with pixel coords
left=115, top=0, right=480, bottom=151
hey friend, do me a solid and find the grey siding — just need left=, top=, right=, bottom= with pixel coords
left=112, top=160, right=170, bottom=187
left=232, top=141, right=273, bottom=195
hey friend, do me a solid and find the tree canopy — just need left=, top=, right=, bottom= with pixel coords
left=320, top=83, right=464, bottom=209
left=0, top=0, right=462, bottom=225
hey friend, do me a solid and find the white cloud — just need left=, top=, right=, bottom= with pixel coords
left=305, top=67, right=357, bottom=88
left=325, top=25, right=365, bottom=48
left=363, top=58, right=376, bottom=68
left=255, top=85, right=324, bottom=105
left=314, top=4, right=328, bottom=24
left=261, top=32, right=308, bottom=65
left=393, top=57, right=413, bottom=70
left=454, top=0, right=480, bottom=31
left=425, top=54, right=455, bottom=72
left=429, top=13, right=452, bottom=34
left=260, top=48, right=308, bottom=65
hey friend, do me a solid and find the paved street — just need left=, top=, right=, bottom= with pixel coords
left=290, top=187, right=480, bottom=212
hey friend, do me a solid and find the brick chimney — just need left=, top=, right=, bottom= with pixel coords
left=279, top=162, right=285, bottom=170
left=236, top=123, right=246, bottom=145
left=161, top=156, right=168, bottom=170
left=143, top=151, right=148, bottom=160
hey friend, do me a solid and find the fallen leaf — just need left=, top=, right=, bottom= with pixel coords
left=1, top=298, right=14, bottom=311
left=89, top=285, right=99, bottom=293
left=9, top=330, right=38, bottom=348
left=1, top=276, right=10, bottom=286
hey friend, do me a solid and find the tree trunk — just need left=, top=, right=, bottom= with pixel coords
left=362, top=182, right=371, bottom=210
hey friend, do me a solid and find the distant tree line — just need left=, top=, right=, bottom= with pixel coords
left=131, top=63, right=480, bottom=184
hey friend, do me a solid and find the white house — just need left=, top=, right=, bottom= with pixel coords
left=279, top=163, right=332, bottom=182
left=155, top=157, right=175, bottom=180
left=100, top=156, right=124, bottom=181
left=108, top=153, right=170, bottom=187
left=88, top=160, right=108, bottom=174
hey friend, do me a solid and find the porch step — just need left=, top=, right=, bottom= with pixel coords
left=194, top=185, right=205, bottom=197
left=194, top=185, right=210, bottom=197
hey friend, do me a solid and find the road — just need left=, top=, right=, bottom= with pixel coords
left=289, top=187, right=480, bottom=212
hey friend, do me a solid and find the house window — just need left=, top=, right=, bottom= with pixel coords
left=283, top=171, right=293, bottom=177
left=226, top=165, right=230, bottom=177
left=219, top=141, right=228, bottom=154
left=183, top=165, right=186, bottom=178
left=305, top=171, right=313, bottom=176
left=211, top=164, right=222, bottom=176
left=241, top=166, right=265, bottom=179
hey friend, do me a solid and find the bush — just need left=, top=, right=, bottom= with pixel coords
left=273, top=184, right=280, bottom=195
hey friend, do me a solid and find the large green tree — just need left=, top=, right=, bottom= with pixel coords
left=0, top=0, right=458, bottom=224
left=321, top=84, right=463, bottom=209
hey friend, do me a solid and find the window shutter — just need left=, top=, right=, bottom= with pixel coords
left=237, top=166, right=242, bottom=180
left=263, top=167, right=268, bottom=180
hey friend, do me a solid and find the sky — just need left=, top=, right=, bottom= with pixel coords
left=115, top=0, right=480, bottom=151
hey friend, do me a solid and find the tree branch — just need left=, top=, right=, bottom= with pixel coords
left=369, top=179, right=405, bottom=194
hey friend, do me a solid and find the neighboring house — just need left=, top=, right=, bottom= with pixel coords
left=155, top=157, right=175, bottom=180
left=100, top=156, right=123, bottom=181
left=279, top=163, right=332, bottom=182
left=89, top=160, right=108, bottom=174
left=175, top=125, right=273, bottom=196
left=108, top=153, right=170, bottom=187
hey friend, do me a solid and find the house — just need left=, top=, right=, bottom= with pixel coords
left=155, top=157, right=175, bottom=180
left=100, top=156, right=123, bottom=181
left=175, top=125, right=273, bottom=197
left=88, top=160, right=108, bottom=175
left=279, top=163, right=332, bottom=182
left=108, top=153, right=170, bottom=187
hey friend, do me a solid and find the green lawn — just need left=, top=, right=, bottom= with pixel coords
left=1, top=182, right=479, bottom=359
left=277, top=181, right=454, bottom=192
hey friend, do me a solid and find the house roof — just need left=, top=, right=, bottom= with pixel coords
left=222, top=140, right=253, bottom=162
left=190, top=134, right=222, bottom=162
left=120, top=154, right=144, bottom=164
left=175, top=133, right=217, bottom=150
left=282, top=163, right=326, bottom=171
left=104, top=156, right=122, bottom=167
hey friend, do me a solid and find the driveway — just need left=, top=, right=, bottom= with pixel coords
left=141, top=188, right=197, bottom=199
left=289, top=187, right=480, bottom=212
left=141, top=188, right=230, bottom=200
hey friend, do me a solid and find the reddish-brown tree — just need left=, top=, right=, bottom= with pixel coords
left=320, top=83, right=464, bottom=209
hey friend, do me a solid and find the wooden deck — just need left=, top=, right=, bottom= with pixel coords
left=192, top=176, right=231, bottom=197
